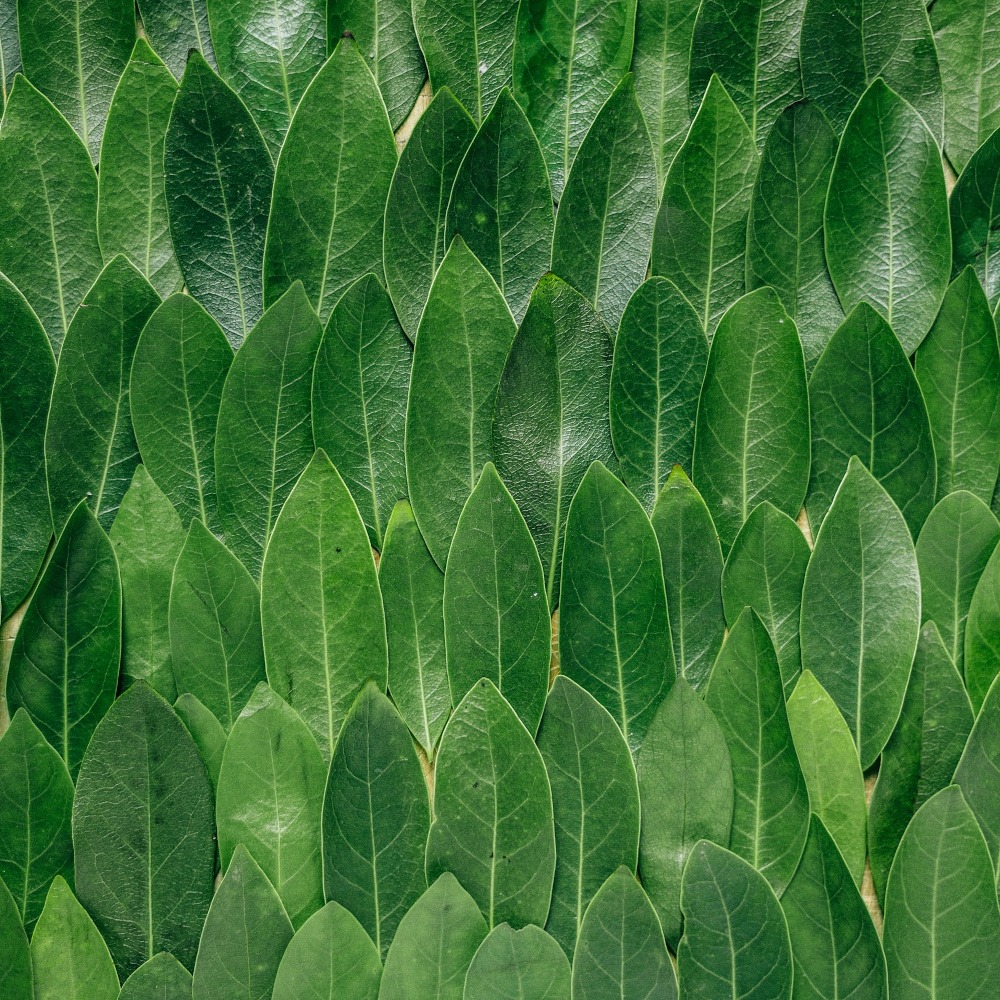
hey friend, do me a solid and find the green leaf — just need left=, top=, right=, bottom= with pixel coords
left=806, top=303, right=937, bottom=539
left=109, top=466, right=186, bottom=699
left=825, top=80, right=950, bottom=352
left=609, top=278, right=708, bottom=512
left=650, top=467, right=727, bottom=690
left=962, top=532, right=1000, bottom=710
left=130, top=293, right=234, bottom=532
left=216, top=683, right=325, bottom=930
left=382, top=87, right=476, bottom=340
left=328, top=0, right=424, bottom=129
left=559, top=461, right=674, bottom=750
left=745, top=100, right=843, bottom=368
left=951, top=128, right=1000, bottom=311
left=954, top=675, right=1000, bottom=866
left=551, top=75, right=657, bottom=329
left=135, top=0, right=214, bottom=80
left=800, top=458, right=920, bottom=768
left=17, top=0, right=134, bottom=159
left=916, top=268, right=1000, bottom=502
left=272, top=901, right=382, bottom=1000
left=46, top=256, right=160, bottom=532
left=511, top=0, right=637, bottom=197
left=0, top=274, right=54, bottom=616
left=165, top=51, right=273, bottom=348
left=706, top=609, right=810, bottom=894
left=688, top=0, right=805, bottom=148
left=651, top=75, right=758, bottom=333
left=883, top=786, right=1000, bottom=1000
left=168, top=519, right=266, bottom=731
left=0, top=709, right=74, bottom=933
left=692, top=288, right=811, bottom=551
left=537, top=676, right=640, bottom=957
left=173, top=693, right=227, bottom=797
left=573, top=869, right=677, bottom=1000
left=261, top=451, right=387, bottom=757
left=446, top=89, right=554, bottom=324
left=98, top=40, right=182, bottom=298
left=785, top=671, right=867, bottom=885
left=781, top=817, right=887, bottom=1000
left=0, top=77, right=102, bottom=354
left=869, top=621, right=975, bottom=904
left=404, top=237, right=516, bottom=569
left=263, top=40, right=397, bottom=324
left=722, top=502, right=809, bottom=695
left=678, top=842, right=792, bottom=1000
left=630, top=0, right=700, bottom=185
left=311, top=274, right=411, bottom=550
left=444, top=463, right=549, bottom=735
left=191, top=846, right=293, bottom=1000
left=466, top=924, right=570, bottom=1000
left=0, top=876, right=30, bottom=1000
left=206, top=0, right=324, bottom=156
left=426, top=678, right=555, bottom=929
left=73, top=682, right=215, bottom=976
left=493, top=275, right=615, bottom=606
left=6, top=502, right=120, bottom=779
left=799, top=0, right=943, bottom=140
left=322, top=683, right=429, bottom=957
left=0, top=4, right=19, bottom=108
left=214, top=282, right=322, bottom=579
left=636, top=678, right=733, bottom=946
left=377, top=873, right=488, bottom=1000
left=379, top=500, right=450, bottom=756
left=118, top=953, right=193, bottom=1000
left=30, top=877, right=119, bottom=1000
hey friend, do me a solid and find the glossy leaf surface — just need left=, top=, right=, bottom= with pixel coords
left=954, top=676, right=1000, bottom=865
left=960, top=523, right=1000, bottom=709
left=951, top=127, right=1000, bottom=310
left=136, top=0, right=213, bottom=80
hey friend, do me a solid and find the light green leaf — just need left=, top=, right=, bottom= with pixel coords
left=174, top=693, right=226, bottom=797
left=800, top=458, right=920, bottom=769
left=261, top=451, right=387, bottom=757
left=0, top=2, right=19, bottom=109
left=0, top=876, right=31, bottom=1000
left=963, top=533, right=1000, bottom=710
left=951, top=127, right=1000, bottom=311
left=954, top=675, right=1000, bottom=866
left=426, top=678, right=555, bottom=929
left=136, top=0, right=214, bottom=80
left=118, top=953, right=193, bottom=1000
left=263, top=40, right=397, bottom=324
left=73, top=682, right=215, bottom=976
left=466, top=924, right=570, bottom=1000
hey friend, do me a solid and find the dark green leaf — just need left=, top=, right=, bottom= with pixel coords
left=954, top=675, right=1000, bottom=865
left=379, top=500, right=450, bottom=756
left=0, top=876, right=30, bottom=1000
left=883, top=786, right=1000, bottom=1000
left=609, top=278, right=708, bottom=511
left=165, top=52, right=273, bottom=348
left=191, top=846, right=293, bottom=1000
left=446, top=88, right=554, bottom=324
left=0, top=709, right=74, bottom=933
left=444, top=463, right=549, bottom=735
left=130, top=293, right=234, bottom=532
left=382, top=87, right=476, bottom=339
left=168, top=519, right=266, bottom=731
left=806, top=303, right=937, bottom=539
left=405, top=237, right=516, bottom=569
left=800, top=457, right=920, bottom=768
left=46, top=256, right=160, bottom=532
left=311, top=274, right=411, bottom=550
left=951, top=127, right=1000, bottom=310
left=0, top=274, right=54, bottom=616
left=214, top=282, right=322, bottom=578
left=650, top=467, right=726, bottom=690
left=745, top=100, right=842, bottom=368
left=109, top=466, right=186, bottom=699
left=637, top=678, right=733, bottom=946
left=136, top=0, right=214, bottom=80
left=216, top=683, right=325, bottom=930
left=824, top=79, right=950, bottom=352
left=426, top=678, right=555, bottom=928
left=493, top=275, right=616, bottom=606
left=322, top=683, right=429, bottom=957
left=537, top=676, right=640, bottom=956
left=261, top=451, right=388, bottom=756
left=98, top=39, right=181, bottom=297
left=963, top=534, right=1000, bottom=710
left=118, top=953, right=193, bottom=1000
left=377, top=873, right=487, bottom=1000
left=173, top=693, right=226, bottom=797
left=73, top=682, right=215, bottom=976
left=6, top=502, right=120, bottom=779
left=466, top=924, right=570, bottom=1000
left=0, top=77, right=102, bottom=353
left=263, top=40, right=397, bottom=324
left=511, top=0, right=637, bottom=196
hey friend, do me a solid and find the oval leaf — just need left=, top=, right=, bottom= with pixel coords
left=951, top=127, right=1000, bottom=310
left=954, top=675, right=1000, bottom=866
left=119, top=954, right=193, bottom=1000
left=466, top=924, right=570, bottom=1000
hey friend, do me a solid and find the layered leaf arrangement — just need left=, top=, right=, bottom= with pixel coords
left=1, top=1, right=1000, bottom=999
